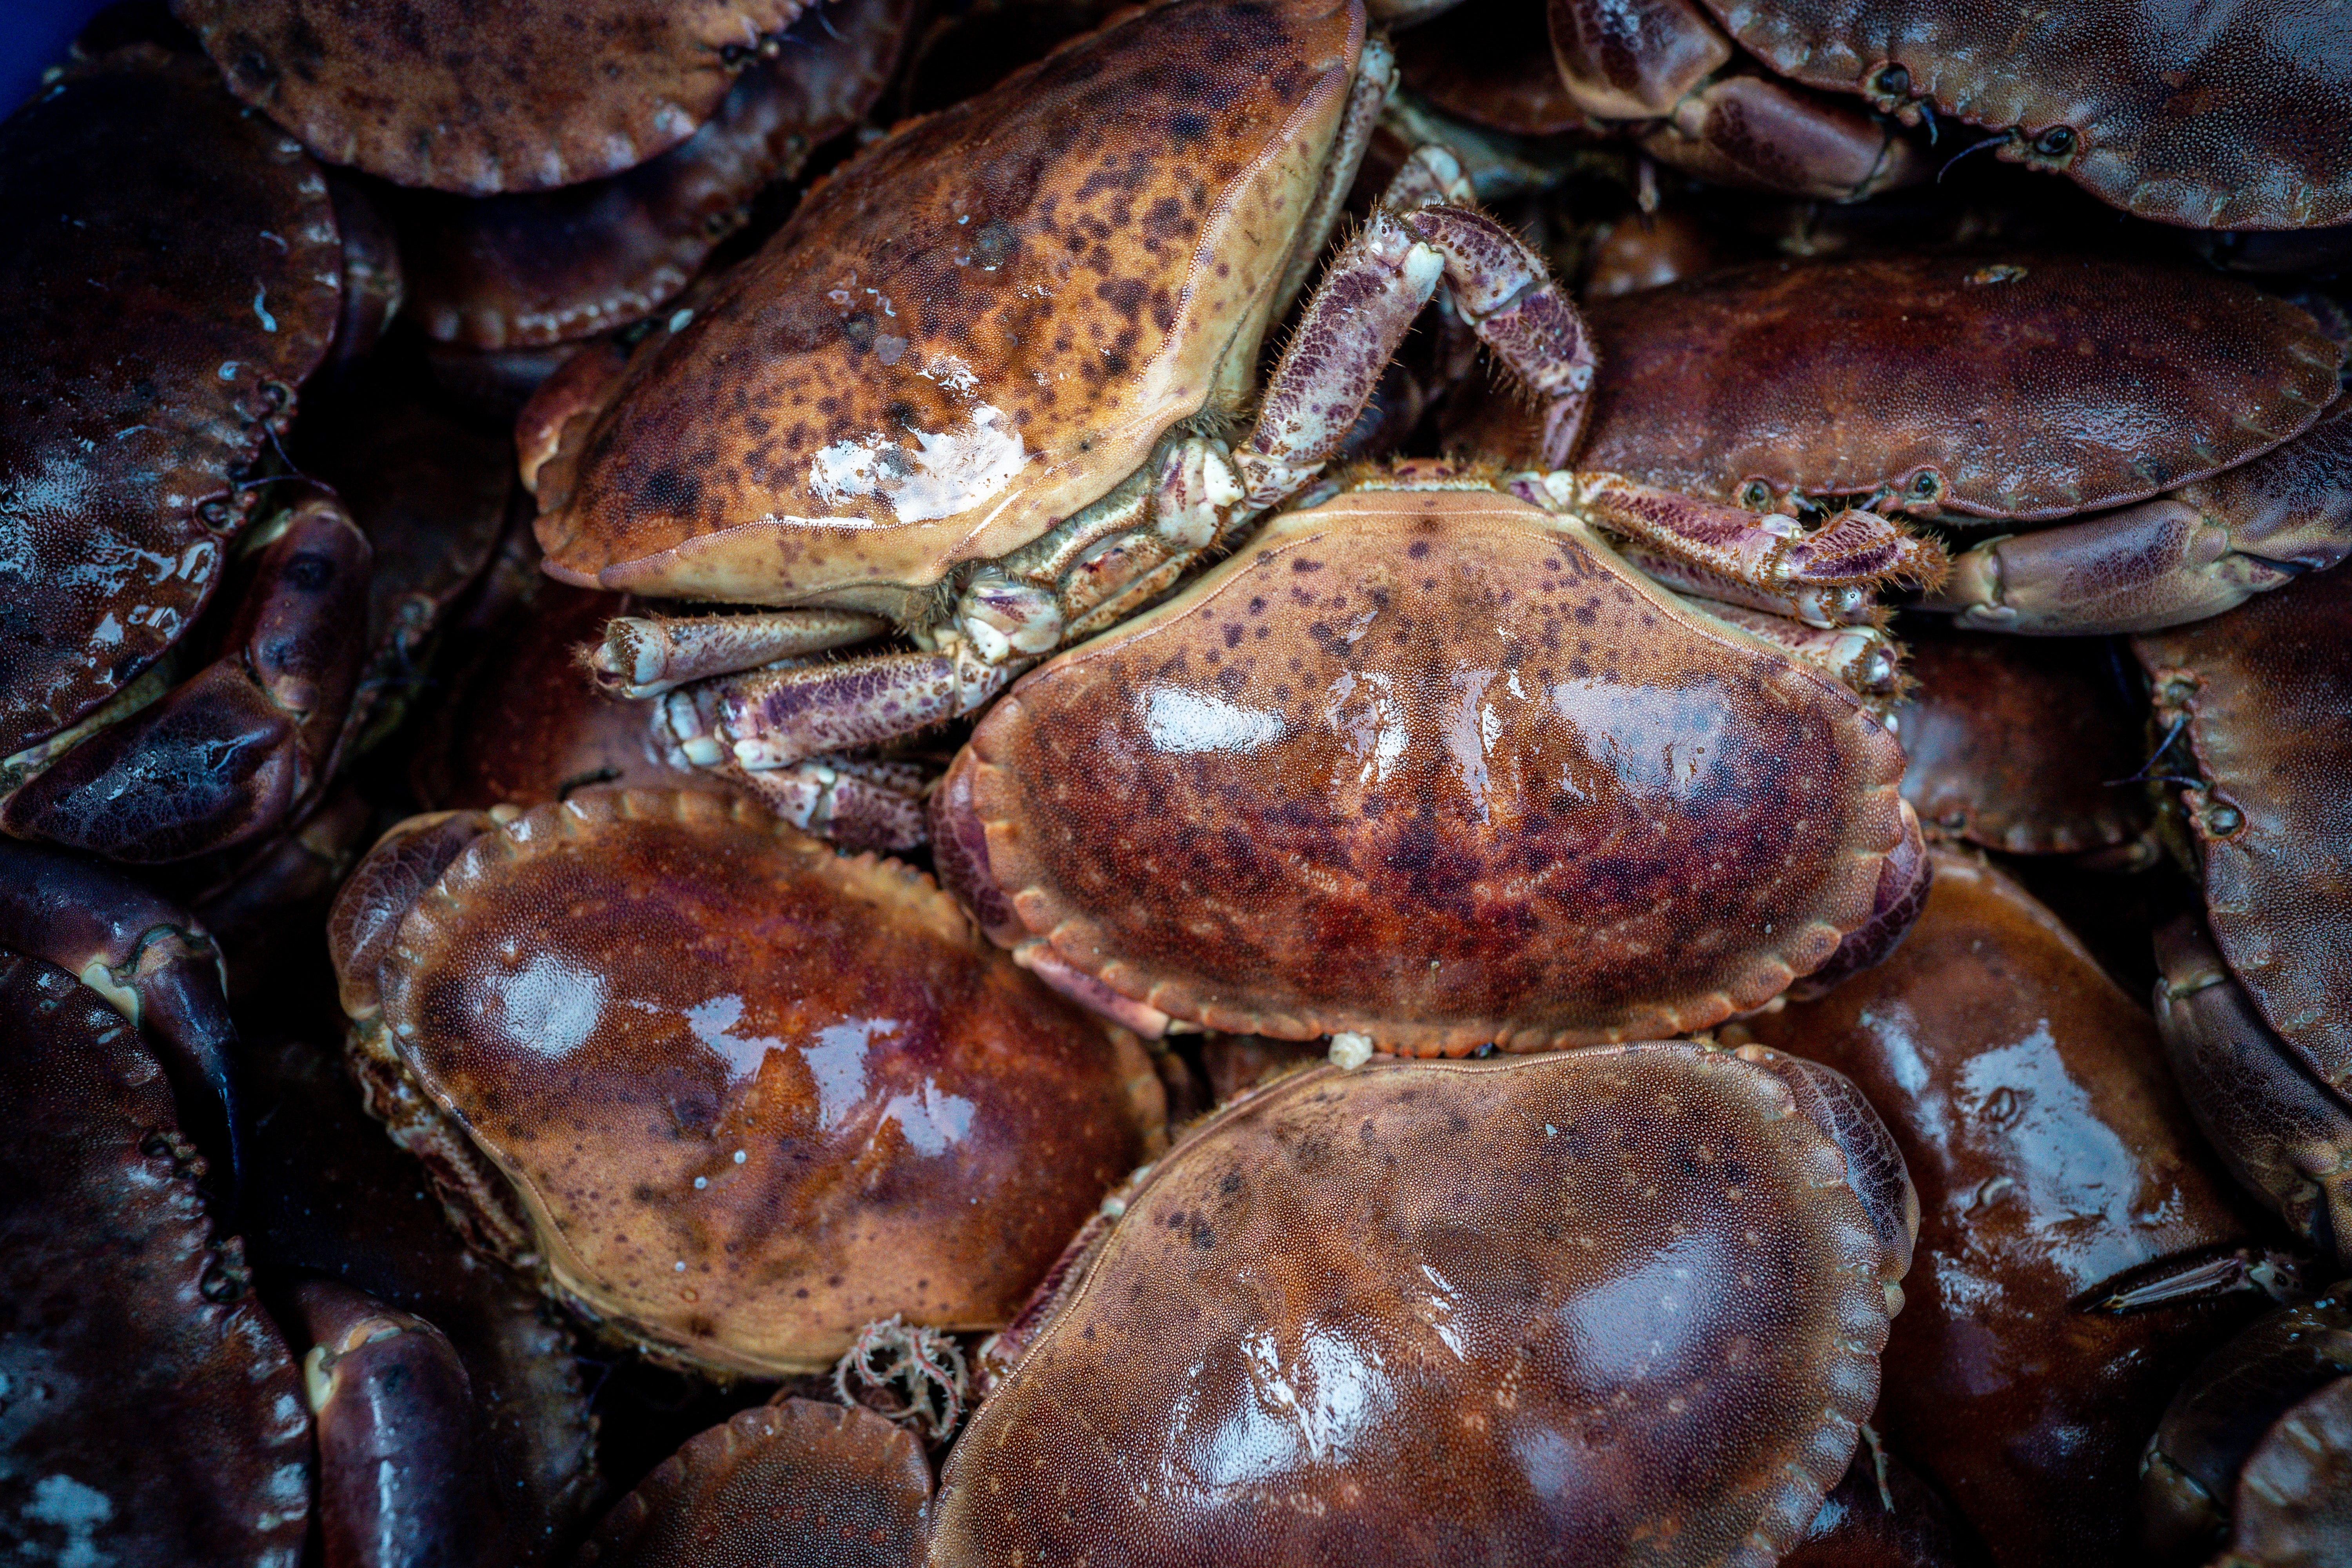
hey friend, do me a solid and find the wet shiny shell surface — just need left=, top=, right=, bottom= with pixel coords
left=372, top=789, right=1150, bottom=1374
left=535, top=0, right=1361, bottom=609
left=933, top=1046, right=1905, bottom=1568
left=1711, top=0, right=2352, bottom=228
left=174, top=0, right=807, bottom=194
left=1577, top=254, right=2343, bottom=521
left=0, top=953, right=311, bottom=1565
left=939, top=485, right=1909, bottom=1051
left=0, top=45, right=341, bottom=761
left=1736, top=850, right=2263, bottom=1566
left=2136, top=566, right=2352, bottom=1102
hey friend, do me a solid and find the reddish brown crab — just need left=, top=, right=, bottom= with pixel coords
left=530, top=0, right=1605, bottom=844
left=1494, top=252, right=2352, bottom=637
left=933, top=462, right=1931, bottom=1052
left=328, top=788, right=1162, bottom=1377
left=570, top=1042, right=1916, bottom=1566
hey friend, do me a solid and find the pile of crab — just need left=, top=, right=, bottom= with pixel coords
left=2, top=0, right=2350, bottom=1563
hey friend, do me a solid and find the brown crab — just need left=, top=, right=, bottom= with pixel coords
left=575, top=1042, right=1915, bottom=1565
left=1726, top=849, right=2274, bottom=1566
left=1499, top=252, right=2352, bottom=637
left=327, top=787, right=1163, bottom=1378
left=2141, top=1282, right=2352, bottom=1567
left=0, top=950, right=312, bottom=1564
left=0, top=37, right=387, bottom=864
left=530, top=0, right=1607, bottom=844
left=387, top=0, right=915, bottom=352
left=931, top=462, right=1931, bottom=1051
left=2138, top=566, right=2352, bottom=1265
left=173, top=0, right=817, bottom=194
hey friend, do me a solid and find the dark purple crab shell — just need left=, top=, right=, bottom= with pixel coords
left=0, top=42, right=342, bottom=768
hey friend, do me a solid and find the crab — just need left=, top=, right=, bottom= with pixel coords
left=1725, top=849, right=2274, bottom=1566
left=0, top=38, right=388, bottom=865
left=1407, top=0, right=2352, bottom=226
left=1893, top=621, right=2153, bottom=859
left=0, top=949, right=311, bottom=1564
left=327, top=787, right=1165, bottom=1378
left=174, top=0, right=819, bottom=194
left=571, top=1042, right=1915, bottom=1565
left=2138, top=565, right=2352, bottom=1267
left=1417, top=0, right=1931, bottom=201
left=1521, top=252, right=2352, bottom=637
left=388, top=0, right=916, bottom=352
left=930, top=459, right=1936, bottom=1051
left=530, top=0, right=1608, bottom=846
left=2141, top=1282, right=2352, bottom=1568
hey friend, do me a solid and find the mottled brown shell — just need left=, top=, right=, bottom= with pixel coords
left=1894, top=624, right=2150, bottom=854
left=935, top=485, right=1909, bottom=1052
left=579, top=1398, right=932, bottom=1566
left=1710, top=0, right=2352, bottom=228
left=393, top=0, right=913, bottom=350
left=1732, top=850, right=2265, bottom=1566
left=0, top=45, right=341, bottom=760
left=933, top=1045, right=1909, bottom=1568
left=1578, top=254, right=2343, bottom=521
left=367, top=788, right=1156, bottom=1375
left=2135, top=566, right=2352, bottom=1101
left=173, top=0, right=808, bottom=194
left=535, top=0, right=1362, bottom=612
left=0, top=953, right=311, bottom=1563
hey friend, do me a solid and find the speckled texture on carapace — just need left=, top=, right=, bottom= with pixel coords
left=1733, top=851, right=2265, bottom=1568
left=535, top=0, right=1363, bottom=610
left=1705, top=0, right=2352, bottom=228
left=579, top=1399, right=932, bottom=1566
left=394, top=0, right=913, bottom=349
left=1895, top=623, right=2150, bottom=854
left=1577, top=254, right=2343, bottom=521
left=0, top=45, right=340, bottom=761
left=174, top=0, right=807, bottom=194
left=2137, top=567, right=2352, bottom=1102
left=936, top=486, right=1909, bottom=1053
left=0, top=953, right=311, bottom=1566
left=932, top=1045, right=1908, bottom=1568
left=368, top=789, right=1155, bottom=1376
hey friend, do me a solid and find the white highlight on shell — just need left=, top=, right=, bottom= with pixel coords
left=807, top=402, right=1028, bottom=524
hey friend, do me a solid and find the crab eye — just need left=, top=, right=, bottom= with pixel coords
left=2033, top=125, right=2077, bottom=158
left=1739, top=480, right=1773, bottom=510
left=1906, top=470, right=1942, bottom=501
left=1871, top=64, right=1911, bottom=98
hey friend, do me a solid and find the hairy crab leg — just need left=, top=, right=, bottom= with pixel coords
left=1609, top=541, right=1879, bottom=627
left=593, top=608, right=890, bottom=700
left=1524, top=471, right=1949, bottom=592
left=709, top=754, right=930, bottom=852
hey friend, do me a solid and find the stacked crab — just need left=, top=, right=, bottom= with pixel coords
left=2, top=0, right=2348, bottom=1563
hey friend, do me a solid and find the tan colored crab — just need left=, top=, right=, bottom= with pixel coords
left=531, top=0, right=1610, bottom=844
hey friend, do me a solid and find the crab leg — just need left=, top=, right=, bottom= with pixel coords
left=660, top=647, right=1001, bottom=773
left=1526, top=471, right=1948, bottom=591
left=1609, top=541, right=1878, bottom=628
left=594, top=608, right=890, bottom=699
left=712, top=754, right=929, bottom=852
left=1684, top=599, right=1904, bottom=699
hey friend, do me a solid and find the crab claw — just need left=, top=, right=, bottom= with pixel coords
left=0, top=842, right=245, bottom=1208
left=1930, top=393, right=2352, bottom=634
